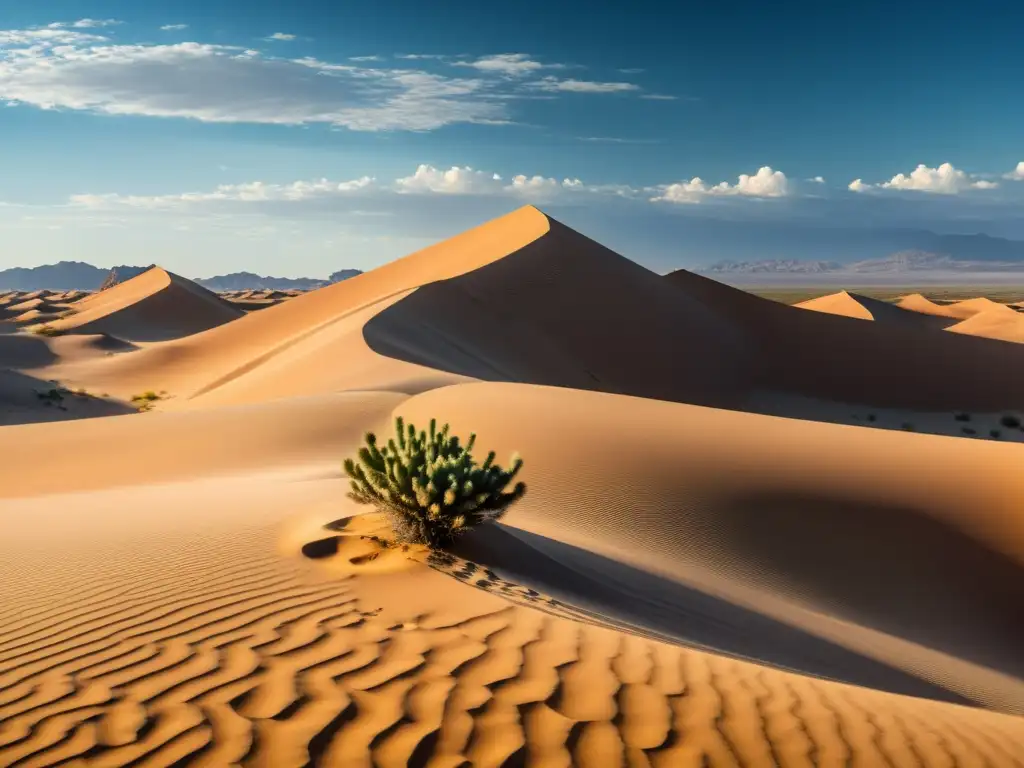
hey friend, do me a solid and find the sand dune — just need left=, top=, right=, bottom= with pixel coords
left=2, top=206, right=1023, bottom=765
left=47, top=266, right=244, bottom=342
left=796, top=290, right=951, bottom=329
left=947, top=305, right=1024, bottom=343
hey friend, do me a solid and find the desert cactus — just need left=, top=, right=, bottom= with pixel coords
left=343, top=416, right=526, bottom=548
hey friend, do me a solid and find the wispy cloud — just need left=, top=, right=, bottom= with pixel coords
left=639, top=94, right=678, bottom=101
left=529, top=77, right=639, bottom=94
left=160, top=24, right=189, bottom=31
left=265, top=32, right=296, bottom=41
left=0, top=23, right=659, bottom=132
left=71, top=19, right=121, bottom=28
left=455, top=53, right=561, bottom=77
left=849, top=162, right=998, bottom=194
left=578, top=136, right=657, bottom=144
left=71, top=177, right=377, bottom=208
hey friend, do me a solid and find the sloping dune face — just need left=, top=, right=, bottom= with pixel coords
left=63, top=206, right=750, bottom=408
left=48, top=266, right=244, bottom=342
left=397, top=382, right=1024, bottom=713
left=362, top=213, right=750, bottom=408
left=947, top=305, right=1024, bottom=343
left=666, top=270, right=1024, bottom=412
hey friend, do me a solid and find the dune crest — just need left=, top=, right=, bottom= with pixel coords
left=47, top=266, right=243, bottom=342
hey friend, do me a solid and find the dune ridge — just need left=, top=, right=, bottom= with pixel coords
left=47, top=266, right=243, bottom=342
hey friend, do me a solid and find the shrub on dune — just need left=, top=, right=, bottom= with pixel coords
left=343, top=416, right=526, bottom=549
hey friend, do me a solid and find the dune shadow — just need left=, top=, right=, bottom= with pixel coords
left=713, top=490, right=1024, bottom=679
left=0, top=369, right=137, bottom=426
left=431, top=522, right=979, bottom=709
left=0, top=333, right=58, bottom=368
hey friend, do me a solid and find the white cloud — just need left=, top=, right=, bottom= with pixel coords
left=266, top=32, right=296, bottom=41
left=349, top=55, right=383, bottom=62
left=0, top=31, right=510, bottom=131
left=160, top=24, right=189, bottom=31
left=652, top=166, right=790, bottom=204
left=71, top=19, right=121, bottom=28
left=530, top=77, right=639, bottom=94
left=0, top=24, right=107, bottom=45
left=809, top=176, right=825, bottom=183
left=456, top=53, right=555, bottom=76
left=395, top=165, right=504, bottom=194
left=639, top=93, right=677, bottom=101
left=1003, top=162, right=1024, bottom=181
left=851, top=162, right=997, bottom=194
left=71, top=176, right=376, bottom=208
left=618, top=68, right=645, bottom=74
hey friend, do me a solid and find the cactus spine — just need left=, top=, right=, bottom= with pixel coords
left=343, top=416, right=526, bottom=548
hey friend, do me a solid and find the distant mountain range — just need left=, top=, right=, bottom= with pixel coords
left=0, top=262, right=152, bottom=291
left=698, top=250, right=1024, bottom=276
left=0, top=261, right=363, bottom=291
left=195, top=269, right=363, bottom=291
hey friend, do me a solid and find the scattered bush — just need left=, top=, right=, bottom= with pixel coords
left=866, top=414, right=877, bottom=422
left=31, top=324, right=62, bottom=337
left=130, top=390, right=164, bottom=412
left=344, top=416, right=526, bottom=549
left=990, top=429, right=1002, bottom=439
left=954, top=412, right=971, bottom=422
left=901, top=422, right=915, bottom=431
left=962, top=427, right=976, bottom=435
left=1000, top=414, right=1021, bottom=429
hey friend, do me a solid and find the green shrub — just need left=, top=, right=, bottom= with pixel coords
left=343, top=416, right=526, bottom=548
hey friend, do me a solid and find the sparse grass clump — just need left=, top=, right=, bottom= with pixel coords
left=343, top=416, right=526, bottom=549
left=31, top=324, right=62, bottom=337
left=130, top=390, right=164, bottom=412
left=954, top=412, right=971, bottom=422
left=1000, top=414, right=1021, bottom=429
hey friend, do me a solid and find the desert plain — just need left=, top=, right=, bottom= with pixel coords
left=1, top=205, right=1023, bottom=766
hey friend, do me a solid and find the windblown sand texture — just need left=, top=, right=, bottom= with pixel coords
left=2, top=206, right=1023, bottom=766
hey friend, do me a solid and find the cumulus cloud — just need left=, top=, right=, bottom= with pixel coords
left=850, top=162, right=997, bottom=194
left=394, top=165, right=504, bottom=194
left=266, top=32, right=296, bottom=41
left=530, top=77, right=639, bottom=93
left=652, top=166, right=789, bottom=204
left=160, top=24, right=189, bottom=31
left=67, top=165, right=639, bottom=213
left=1003, top=161, right=1024, bottom=181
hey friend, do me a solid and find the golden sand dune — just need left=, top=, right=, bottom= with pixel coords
left=795, top=290, right=952, bottom=329
left=47, top=266, right=244, bottom=342
left=947, top=305, right=1024, bottom=343
left=1, top=206, right=1023, bottom=765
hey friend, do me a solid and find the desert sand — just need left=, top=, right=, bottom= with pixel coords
left=2, top=205, right=1023, bottom=766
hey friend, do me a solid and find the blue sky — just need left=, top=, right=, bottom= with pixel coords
left=2, top=0, right=1024, bottom=277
